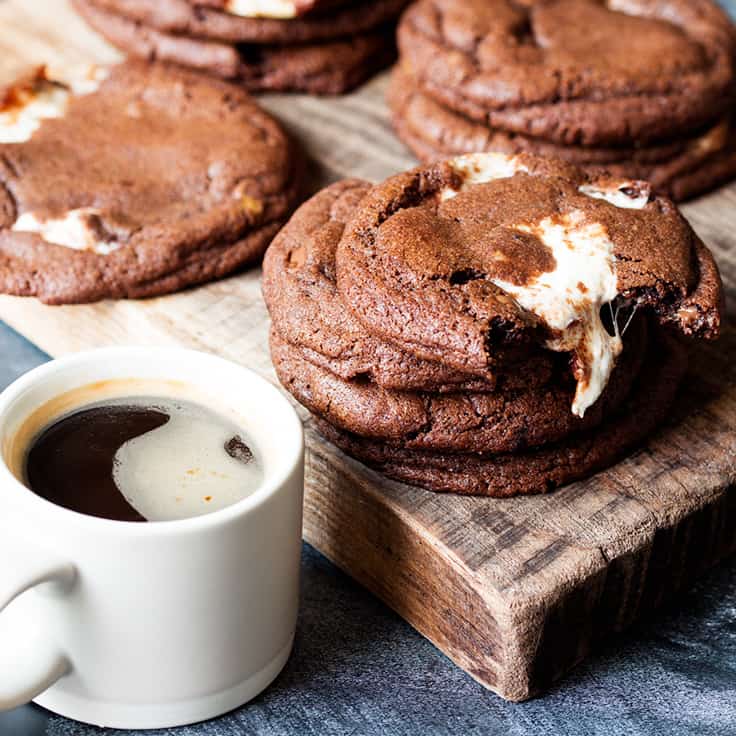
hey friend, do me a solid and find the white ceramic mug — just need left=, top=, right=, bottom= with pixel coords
left=0, top=347, right=304, bottom=729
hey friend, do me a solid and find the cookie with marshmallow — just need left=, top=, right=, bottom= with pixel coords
left=0, top=61, right=300, bottom=303
left=336, top=154, right=721, bottom=411
left=264, top=152, right=723, bottom=496
left=387, top=65, right=736, bottom=203
left=389, top=0, right=736, bottom=201
left=71, top=0, right=407, bottom=95
left=262, top=179, right=564, bottom=396
left=85, top=0, right=407, bottom=43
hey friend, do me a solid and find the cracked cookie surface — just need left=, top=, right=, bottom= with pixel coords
left=398, top=0, right=736, bottom=146
left=0, top=61, right=299, bottom=303
left=263, top=179, right=558, bottom=393
left=388, top=65, right=736, bottom=202
left=335, top=153, right=723, bottom=388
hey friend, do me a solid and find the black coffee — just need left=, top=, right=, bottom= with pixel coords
left=24, top=396, right=262, bottom=522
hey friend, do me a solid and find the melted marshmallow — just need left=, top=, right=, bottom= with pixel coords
left=225, top=0, right=298, bottom=18
left=113, top=399, right=263, bottom=522
left=442, top=153, right=529, bottom=200
left=12, top=208, right=121, bottom=254
left=0, top=65, right=107, bottom=143
left=579, top=182, right=650, bottom=210
left=440, top=154, right=625, bottom=416
left=493, top=212, right=622, bottom=417
left=53, top=64, right=110, bottom=95
left=5, top=66, right=120, bottom=254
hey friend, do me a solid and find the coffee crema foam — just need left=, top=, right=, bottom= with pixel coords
left=7, top=379, right=264, bottom=523
left=110, top=396, right=263, bottom=522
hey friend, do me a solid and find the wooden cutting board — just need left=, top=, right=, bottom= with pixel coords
left=1, top=0, right=735, bottom=702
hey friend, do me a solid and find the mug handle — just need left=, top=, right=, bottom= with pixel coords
left=0, top=533, right=75, bottom=711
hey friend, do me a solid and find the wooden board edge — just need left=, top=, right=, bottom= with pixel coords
left=305, top=428, right=736, bottom=701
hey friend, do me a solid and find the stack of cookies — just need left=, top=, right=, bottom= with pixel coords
left=263, top=153, right=724, bottom=496
left=72, top=0, right=408, bottom=94
left=0, top=61, right=300, bottom=303
left=389, top=0, right=736, bottom=201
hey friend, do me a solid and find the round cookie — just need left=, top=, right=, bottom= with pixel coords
left=388, top=67, right=698, bottom=169
left=398, top=0, right=736, bottom=146
left=0, top=62, right=299, bottom=304
left=335, top=152, right=723, bottom=417
left=73, top=0, right=397, bottom=94
left=87, top=0, right=409, bottom=44
left=312, top=328, right=687, bottom=497
left=387, top=66, right=736, bottom=202
left=271, top=315, right=647, bottom=455
left=263, top=179, right=559, bottom=393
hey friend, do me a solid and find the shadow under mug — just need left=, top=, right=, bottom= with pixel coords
left=0, top=347, right=304, bottom=729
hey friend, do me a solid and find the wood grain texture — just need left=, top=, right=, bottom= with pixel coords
left=1, top=0, right=735, bottom=701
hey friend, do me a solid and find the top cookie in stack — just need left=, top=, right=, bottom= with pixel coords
left=389, top=0, right=736, bottom=201
left=72, top=0, right=408, bottom=94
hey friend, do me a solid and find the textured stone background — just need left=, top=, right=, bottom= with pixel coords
left=1, top=1, right=736, bottom=731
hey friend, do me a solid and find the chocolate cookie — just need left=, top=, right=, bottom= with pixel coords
left=88, top=0, right=408, bottom=44
left=312, top=327, right=686, bottom=497
left=398, top=0, right=736, bottom=146
left=271, top=315, right=646, bottom=454
left=263, top=179, right=559, bottom=393
left=388, top=66, right=736, bottom=202
left=0, top=62, right=299, bottom=304
left=336, top=153, right=723, bottom=417
left=267, top=154, right=723, bottom=496
left=73, top=0, right=397, bottom=94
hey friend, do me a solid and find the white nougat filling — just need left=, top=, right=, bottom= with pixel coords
left=578, top=182, right=650, bottom=210
left=0, top=83, right=69, bottom=144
